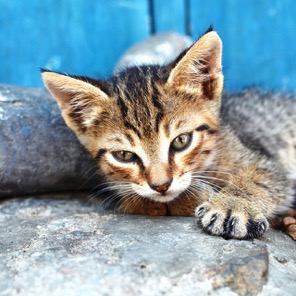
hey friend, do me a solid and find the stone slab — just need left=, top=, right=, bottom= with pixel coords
left=0, top=85, right=101, bottom=197
left=0, top=194, right=295, bottom=296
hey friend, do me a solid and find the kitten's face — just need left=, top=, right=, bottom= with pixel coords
left=87, top=73, right=219, bottom=202
left=42, top=30, right=223, bottom=204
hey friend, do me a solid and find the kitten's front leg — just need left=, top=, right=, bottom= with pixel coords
left=195, top=164, right=293, bottom=239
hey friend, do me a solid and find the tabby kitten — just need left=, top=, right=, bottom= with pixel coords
left=42, top=29, right=296, bottom=240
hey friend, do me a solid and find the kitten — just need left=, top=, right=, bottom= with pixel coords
left=41, top=29, right=296, bottom=239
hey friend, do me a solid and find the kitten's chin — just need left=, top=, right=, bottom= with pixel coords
left=145, top=192, right=181, bottom=203
left=131, top=173, right=192, bottom=203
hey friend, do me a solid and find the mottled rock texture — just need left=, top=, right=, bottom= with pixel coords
left=0, top=85, right=100, bottom=197
left=0, top=194, right=295, bottom=296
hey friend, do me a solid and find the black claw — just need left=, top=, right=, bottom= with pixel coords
left=196, top=206, right=210, bottom=228
left=228, top=217, right=238, bottom=234
left=222, top=233, right=232, bottom=240
left=209, top=214, right=218, bottom=226
left=196, top=218, right=203, bottom=227
left=204, top=214, right=218, bottom=233
left=222, top=210, right=233, bottom=238
left=196, top=206, right=210, bottom=220
left=245, top=219, right=268, bottom=239
left=196, top=207, right=205, bottom=218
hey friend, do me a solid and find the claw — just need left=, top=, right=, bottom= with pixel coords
left=204, top=214, right=218, bottom=233
left=196, top=207, right=205, bottom=218
left=245, top=219, right=269, bottom=239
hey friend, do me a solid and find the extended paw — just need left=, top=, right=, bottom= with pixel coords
left=195, top=202, right=269, bottom=239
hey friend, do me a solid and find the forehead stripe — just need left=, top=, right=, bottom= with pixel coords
left=125, top=133, right=136, bottom=146
left=117, top=95, right=142, bottom=138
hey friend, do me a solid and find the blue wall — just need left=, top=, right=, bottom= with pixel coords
left=1, top=0, right=296, bottom=92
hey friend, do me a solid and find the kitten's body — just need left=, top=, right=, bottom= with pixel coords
left=222, top=91, right=296, bottom=181
left=42, top=30, right=296, bottom=239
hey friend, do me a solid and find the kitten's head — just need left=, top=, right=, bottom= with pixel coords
left=42, top=30, right=223, bottom=203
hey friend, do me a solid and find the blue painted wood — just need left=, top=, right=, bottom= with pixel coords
left=189, top=0, right=296, bottom=92
left=152, top=0, right=187, bottom=35
left=1, top=0, right=296, bottom=92
left=0, top=0, right=150, bottom=87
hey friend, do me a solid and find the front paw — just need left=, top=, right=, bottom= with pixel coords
left=195, top=202, right=269, bottom=239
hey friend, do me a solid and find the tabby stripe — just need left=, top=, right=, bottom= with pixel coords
left=254, top=181, right=269, bottom=190
left=94, top=149, right=106, bottom=163
left=208, top=129, right=218, bottom=135
left=117, top=96, right=128, bottom=117
left=151, top=87, right=164, bottom=132
left=175, top=120, right=185, bottom=130
left=181, top=136, right=205, bottom=165
left=196, top=124, right=210, bottom=132
left=107, top=163, right=133, bottom=179
left=117, top=95, right=142, bottom=138
left=125, top=133, right=135, bottom=146
left=163, top=123, right=170, bottom=138
left=151, top=87, right=162, bottom=110
left=201, top=150, right=211, bottom=155
left=196, top=124, right=217, bottom=135
left=155, top=112, right=164, bottom=132
left=124, top=121, right=142, bottom=139
left=133, top=99, right=150, bottom=129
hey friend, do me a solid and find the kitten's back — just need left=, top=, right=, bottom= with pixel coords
left=221, top=90, right=296, bottom=180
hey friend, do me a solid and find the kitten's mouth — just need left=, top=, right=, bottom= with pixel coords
left=131, top=173, right=192, bottom=203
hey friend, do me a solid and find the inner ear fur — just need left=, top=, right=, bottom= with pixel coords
left=42, top=71, right=109, bottom=134
left=167, top=31, right=223, bottom=100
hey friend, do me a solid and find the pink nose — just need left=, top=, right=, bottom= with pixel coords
left=150, top=179, right=172, bottom=194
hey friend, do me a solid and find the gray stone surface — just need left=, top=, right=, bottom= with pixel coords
left=0, top=85, right=101, bottom=197
left=0, top=194, right=295, bottom=296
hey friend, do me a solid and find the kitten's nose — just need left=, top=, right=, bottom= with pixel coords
left=150, top=179, right=173, bottom=194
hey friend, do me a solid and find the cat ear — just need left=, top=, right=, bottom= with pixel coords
left=41, top=70, right=109, bottom=134
left=167, top=30, right=223, bottom=100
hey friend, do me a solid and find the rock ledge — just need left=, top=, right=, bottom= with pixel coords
left=0, top=194, right=295, bottom=296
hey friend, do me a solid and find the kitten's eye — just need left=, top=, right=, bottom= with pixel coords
left=170, top=133, right=192, bottom=152
left=112, top=151, right=138, bottom=163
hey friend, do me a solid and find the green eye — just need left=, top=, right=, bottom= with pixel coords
left=171, top=133, right=192, bottom=152
left=112, top=151, right=138, bottom=163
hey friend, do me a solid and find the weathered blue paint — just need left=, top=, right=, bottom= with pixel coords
left=189, top=0, right=296, bottom=92
left=1, top=0, right=296, bottom=92
left=0, top=0, right=150, bottom=86
left=152, top=0, right=187, bottom=35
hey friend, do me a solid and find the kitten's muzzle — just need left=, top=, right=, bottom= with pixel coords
left=149, top=179, right=173, bottom=194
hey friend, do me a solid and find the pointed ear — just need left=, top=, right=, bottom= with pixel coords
left=167, top=30, right=223, bottom=100
left=41, top=71, right=109, bottom=134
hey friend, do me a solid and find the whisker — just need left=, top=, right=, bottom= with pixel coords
left=74, top=164, right=101, bottom=193
left=120, top=193, right=141, bottom=214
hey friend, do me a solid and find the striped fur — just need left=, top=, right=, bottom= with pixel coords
left=42, top=30, right=296, bottom=240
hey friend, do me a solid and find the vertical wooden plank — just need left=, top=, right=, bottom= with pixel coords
left=189, top=0, right=296, bottom=92
left=152, top=0, right=187, bottom=34
left=0, top=0, right=150, bottom=86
